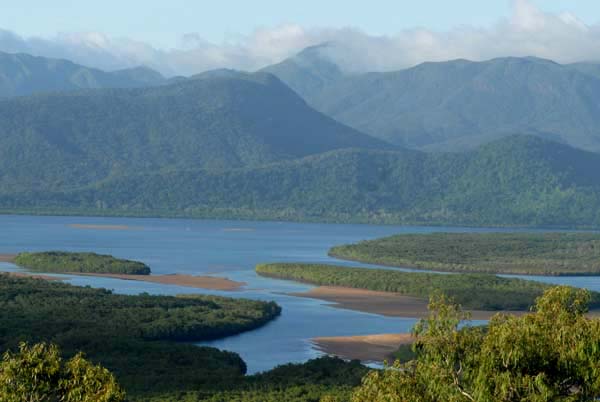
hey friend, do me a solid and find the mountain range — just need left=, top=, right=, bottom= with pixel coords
left=0, top=69, right=388, bottom=193
left=1, top=48, right=600, bottom=227
left=0, top=51, right=166, bottom=98
left=264, top=45, right=600, bottom=152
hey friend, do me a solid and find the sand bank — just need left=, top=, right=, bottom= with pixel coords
left=0, top=254, right=16, bottom=263
left=289, top=286, right=521, bottom=320
left=312, top=333, right=413, bottom=362
left=68, top=224, right=133, bottom=230
left=73, top=273, right=245, bottom=291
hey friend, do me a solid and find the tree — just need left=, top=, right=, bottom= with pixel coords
left=352, top=287, right=600, bottom=402
left=0, top=342, right=125, bottom=402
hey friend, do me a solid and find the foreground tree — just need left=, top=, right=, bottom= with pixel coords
left=0, top=342, right=125, bottom=402
left=352, top=287, right=600, bottom=402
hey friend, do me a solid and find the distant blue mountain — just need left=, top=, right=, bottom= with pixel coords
left=265, top=46, right=600, bottom=152
left=0, top=51, right=166, bottom=97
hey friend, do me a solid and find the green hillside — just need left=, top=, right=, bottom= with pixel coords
left=0, top=71, right=389, bottom=193
left=0, top=51, right=165, bottom=97
left=3, top=135, right=600, bottom=228
left=266, top=48, right=600, bottom=152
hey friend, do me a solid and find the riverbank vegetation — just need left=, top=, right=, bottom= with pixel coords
left=256, top=263, right=600, bottom=311
left=0, top=274, right=280, bottom=397
left=330, top=232, right=600, bottom=275
left=14, top=251, right=151, bottom=275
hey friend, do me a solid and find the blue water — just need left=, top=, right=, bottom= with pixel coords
left=1, top=215, right=596, bottom=373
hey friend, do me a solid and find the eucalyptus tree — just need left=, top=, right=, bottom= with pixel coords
left=351, top=287, right=600, bottom=402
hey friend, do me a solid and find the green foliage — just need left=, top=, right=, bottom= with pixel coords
left=330, top=232, right=600, bottom=275
left=351, top=287, right=600, bottom=401
left=391, top=343, right=417, bottom=363
left=0, top=71, right=386, bottom=195
left=14, top=251, right=151, bottom=275
left=0, top=274, right=280, bottom=395
left=267, top=50, right=600, bottom=152
left=255, top=263, right=600, bottom=311
left=4, top=135, right=600, bottom=228
left=0, top=342, right=125, bottom=402
left=144, top=357, right=367, bottom=402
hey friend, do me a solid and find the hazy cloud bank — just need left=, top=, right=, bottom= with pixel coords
left=1, top=0, right=599, bottom=76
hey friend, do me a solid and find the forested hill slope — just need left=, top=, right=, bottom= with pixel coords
left=5, top=135, right=600, bottom=228
left=0, top=71, right=390, bottom=192
left=0, top=51, right=166, bottom=97
left=266, top=49, right=600, bottom=153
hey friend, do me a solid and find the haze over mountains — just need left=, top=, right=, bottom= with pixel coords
left=265, top=45, right=600, bottom=152
left=1, top=47, right=600, bottom=227
left=0, top=51, right=166, bottom=98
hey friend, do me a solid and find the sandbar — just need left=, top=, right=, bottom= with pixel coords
left=0, top=254, right=16, bottom=263
left=289, top=286, right=523, bottom=320
left=72, top=273, right=246, bottom=291
left=68, top=224, right=134, bottom=230
left=312, top=333, right=413, bottom=362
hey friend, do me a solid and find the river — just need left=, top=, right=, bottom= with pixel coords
left=1, top=215, right=597, bottom=373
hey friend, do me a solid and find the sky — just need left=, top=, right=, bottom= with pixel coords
left=1, top=0, right=599, bottom=76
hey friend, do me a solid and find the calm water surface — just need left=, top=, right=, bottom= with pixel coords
left=1, top=215, right=596, bottom=373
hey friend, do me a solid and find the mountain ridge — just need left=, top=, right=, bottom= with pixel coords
left=0, top=51, right=166, bottom=98
left=265, top=48, right=600, bottom=152
left=0, top=70, right=391, bottom=193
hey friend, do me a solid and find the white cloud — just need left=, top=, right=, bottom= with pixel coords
left=1, top=0, right=599, bottom=76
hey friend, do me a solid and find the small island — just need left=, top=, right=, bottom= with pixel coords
left=14, top=251, right=151, bottom=275
left=256, top=263, right=600, bottom=312
left=329, top=232, right=600, bottom=276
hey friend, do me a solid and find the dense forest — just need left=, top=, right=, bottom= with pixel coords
left=0, top=71, right=387, bottom=194
left=14, top=251, right=151, bottom=275
left=145, top=357, right=368, bottom=402
left=330, top=232, right=600, bottom=275
left=255, top=263, right=600, bottom=311
left=3, top=135, right=600, bottom=228
left=6, top=286, right=600, bottom=401
left=0, top=274, right=280, bottom=397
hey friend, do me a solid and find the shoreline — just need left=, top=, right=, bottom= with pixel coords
left=0, top=210, right=597, bottom=232
left=289, top=286, right=525, bottom=320
left=71, top=272, right=246, bottom=291
left=312, top=333, right=414, bottom=363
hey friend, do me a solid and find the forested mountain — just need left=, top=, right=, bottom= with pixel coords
left=262, top=44, right=344, bottom=100
left=4, top=135, right=600, bottom=227
left=0, top=71, right=389, bottom=192
left=0, top=51, right=166, bottom=97
left=266, top=48, right=600, bottom=152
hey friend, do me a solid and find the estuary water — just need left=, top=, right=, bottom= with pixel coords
left=0, top=215, right=597, bottom=373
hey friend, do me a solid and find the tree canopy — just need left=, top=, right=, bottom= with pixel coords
left=0, top=342, right=125, bottom=402
left=351, top=286, right=600, bottom=401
